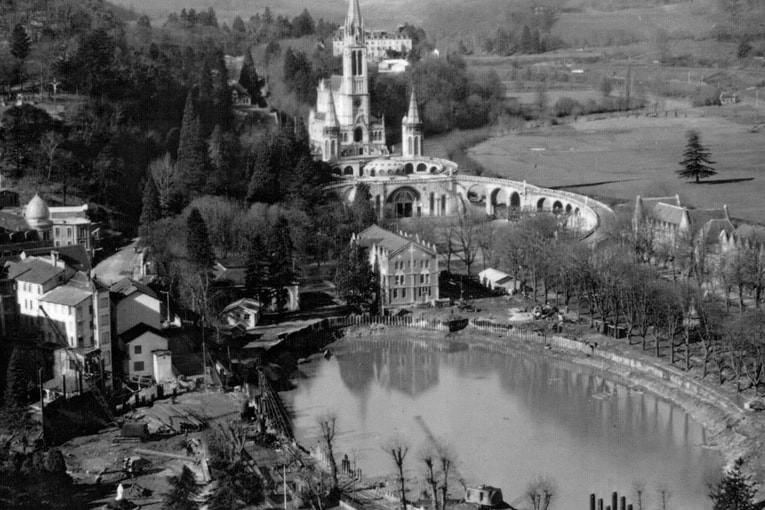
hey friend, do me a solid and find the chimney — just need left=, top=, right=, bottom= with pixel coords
left=50, top=250, right=59, bottom=268
left=723, top=204, right=730, bottom=220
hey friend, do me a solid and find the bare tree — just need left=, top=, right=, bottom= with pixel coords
left=631, top=480, right=646, bottom=510
left=149, top=153, right=177, bottom=216
left=318, top=414, right=339, bottom=490
left=437, top=444, right=454, bottom=510
left=526, top=475, right=557, bottom=510
left=453, top=211, right=482, bottom=276
left=39, top=131, right=62, bottom=183
left=419, top=446, right=440, bottom=510
left=383, top=436, right=409, bottom=510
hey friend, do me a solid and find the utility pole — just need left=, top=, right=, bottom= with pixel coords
left=38, top=368, right=45, bottom=442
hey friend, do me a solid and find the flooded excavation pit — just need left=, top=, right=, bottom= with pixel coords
left=281, top=334, right=723, bottom=510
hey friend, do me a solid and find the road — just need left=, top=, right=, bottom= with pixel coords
left=93, top=239, right=139, bottom=285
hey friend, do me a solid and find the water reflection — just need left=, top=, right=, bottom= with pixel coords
left=282, top=336, right=721, bottom=510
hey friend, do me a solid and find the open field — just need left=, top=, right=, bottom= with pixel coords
left=468, top=105, right=765, bottom=224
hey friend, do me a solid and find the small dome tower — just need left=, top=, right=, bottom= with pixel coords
left=24, top=193, right=52, bottom=231
left=402, top=89, right=423, bottom=158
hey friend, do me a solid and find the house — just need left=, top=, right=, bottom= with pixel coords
left=355, top=225, right=439, bottom=306
left=214, top=258, right=300, bottom=312
left=9, top=254, right=74, bottom=332
left=719, top=223, right=765, bottom=258
left=230, top=82, right=251, bottom=106
left=478, top=268, right=517, bottom=294
left=0, top=194, right=95, bottom=260
left=220, top=297, right=261, bottom=331
left=119, top=323, right=172, bottom=384
left=8, top=252, right=114, bottom=388
left=632, top=195, right=731, bottom=255
left=40, top=272, right=113, bottom=388
left=719, top=92, right=738, bottom=105
left=378, top=59, right=409, bottom=74
left=110, top=277, right=162, bottom=335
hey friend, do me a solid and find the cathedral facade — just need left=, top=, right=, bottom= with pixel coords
left=309, top=0, right=462, bottom=220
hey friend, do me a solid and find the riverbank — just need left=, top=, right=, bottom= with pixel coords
left=341, top=321, right=765, bottom=496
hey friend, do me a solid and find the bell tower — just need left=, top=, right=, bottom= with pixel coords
left=402, top=89, right=423, bottom=157
left=341, top=0, right=370, bottom=143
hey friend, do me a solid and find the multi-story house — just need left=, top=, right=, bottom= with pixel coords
left=8, top=252, right=114, bottom=389
left=110, top=277, right=162, bottom=335
left=355, top=225, right=439, bottom=307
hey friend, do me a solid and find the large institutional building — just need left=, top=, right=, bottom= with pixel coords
left=309, top=0, right=463, bottom=221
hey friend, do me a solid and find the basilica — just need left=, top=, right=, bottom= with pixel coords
left=308, top=0, right=432, bottom=166
left=309, top=0, right=463, bottom=220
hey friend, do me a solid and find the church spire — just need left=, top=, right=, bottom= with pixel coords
left=345, top=0, right=364, bottom=44
left=405, top=89, right=421, bottom=125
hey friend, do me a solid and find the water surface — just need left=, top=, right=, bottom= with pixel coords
left=282, top=336, right=722, bottom=509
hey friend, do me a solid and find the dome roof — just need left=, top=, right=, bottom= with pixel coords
left=25, top=194, right=50, bottom=220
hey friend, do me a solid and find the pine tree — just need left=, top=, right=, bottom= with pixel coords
left=268, top=217, right=294, bottom=312
left=246, top=143, right=278, bottom=203
left=351, top=182, right=377, bottom=231
left=708, top=457, right=757, bottom=510
left=206, top=124, right=240, bottom=195
left=678, top=129, right=716, bottom=183
left=211, top=50, right=233, bottom=131
left=197, top=62, right=214, bottom=136
left=177, top=90, right=208, bottom=196
left=232, top=15, right=246, bottom=33
left=238, top=49, right=263, bottom=106
left=10, top=24, right=30, bottom=61
left=163, top=465, right=200, bottom=510
left=245, top=235, right=271, bottom=306
left=186, top=208, right=215, bottom=270
left=139, top=176, right=162, bottom=241
left=519, top=25, right=533, bottom=54
left=5, top=347, right=28, bottom=409
left=335, top=241, right=376, bottom=308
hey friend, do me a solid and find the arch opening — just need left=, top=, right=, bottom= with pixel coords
left=387, top=187, right=420, bottom=218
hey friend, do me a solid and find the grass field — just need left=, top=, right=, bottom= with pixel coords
left=468, top=105, right=765, bottom=224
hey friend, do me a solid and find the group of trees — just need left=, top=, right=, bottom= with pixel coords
left=164, top=422, right=264, bottom=510
left=165, top=7, right=337, bottom=44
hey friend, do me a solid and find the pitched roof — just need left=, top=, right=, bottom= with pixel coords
left=222, top=297, right=261, bottom=314
left=478, top=268, right=512, bottom=283
left=733, top=223, right=765, bottom=245
left=650, top=203, right=686, bottom=225
left=356, top=225, right=436, bottom=256
left=120, top=323, right=166, bottom=343
left=110, top=277, right=159, bottom=300
left=9, top=258, right=65, bottom=284
left=701, top=218, right=735, bottom=244
left=687, top=209, right=726, bottom=232
left=39, top=284, right=91, bottom=307
left=21, top=245, right=91, bottom=272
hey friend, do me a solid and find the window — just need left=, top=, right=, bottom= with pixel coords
left=402, top=288, right=407, bottom=298
left=133, top=361, right=144, bottom=372
left=134, top=345, right=142, bottom=354
left=54, top=227, right=60, bottom=237
left=77, top=336, right=84, bottom=348
left=392, top=289, right=398, bottom=299
left=67, top=227, right=72, bottom=238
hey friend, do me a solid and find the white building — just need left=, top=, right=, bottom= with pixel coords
left=8, top=253, right=114, bottom=388
left=23, top=196, right=93, bottom=258
left=332, top=28, right=412, bottom=62
left=9, top=254, right=73, bottom=331
left=110, top=277, right=162, bottom=335
left=309, top=0, right=390, bottom=162
left=120, top=324, right=172, bottom=383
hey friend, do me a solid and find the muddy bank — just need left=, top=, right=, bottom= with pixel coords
left=342, top=323, right=765, bottom=493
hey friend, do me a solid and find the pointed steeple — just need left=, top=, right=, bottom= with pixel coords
left=405, top=89, right=421, bottom=125
left=345, top=0, right=364, bottom=44
left=346, top=0, right=362, bottom=32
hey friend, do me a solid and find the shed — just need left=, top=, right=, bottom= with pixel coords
left=478, top=268, right=516, bottom=294
left=121, top=422, right=149, bottom=440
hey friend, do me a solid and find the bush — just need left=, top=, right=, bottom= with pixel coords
left=692, top=86, right=721, bottom=107
left=553, top=97, right=582, bottom=118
